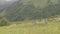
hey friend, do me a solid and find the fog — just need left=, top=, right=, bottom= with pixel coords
left=0, top=0, right=19, bottom=10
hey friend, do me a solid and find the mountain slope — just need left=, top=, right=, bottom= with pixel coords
left=0, top=0, right=60, bottom=21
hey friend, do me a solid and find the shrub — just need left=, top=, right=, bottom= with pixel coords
left=0, top=18, right=9, bottom=26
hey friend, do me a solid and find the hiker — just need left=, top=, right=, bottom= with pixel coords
left=45, top=18, right=48, bottom=24
left=32, top=19, right=38, bottom=25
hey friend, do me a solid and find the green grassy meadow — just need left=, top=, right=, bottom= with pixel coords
left=0, top=20, right=60, bottom=34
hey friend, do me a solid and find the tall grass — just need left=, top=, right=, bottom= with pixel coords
left=0, top=20, right=60, bottom=34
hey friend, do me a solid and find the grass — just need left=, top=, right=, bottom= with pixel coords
left=0, top=20, right=60, bottom=34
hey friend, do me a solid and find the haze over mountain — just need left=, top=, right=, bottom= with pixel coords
left=0, top=0, right=18, bottom=11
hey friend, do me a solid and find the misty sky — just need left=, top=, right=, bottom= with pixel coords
left=0, top=0, right=18, bottom=10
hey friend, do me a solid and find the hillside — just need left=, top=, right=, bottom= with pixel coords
left=0, top=0, right=60, bottom=22
left=0, top=0, right=60, bottom=34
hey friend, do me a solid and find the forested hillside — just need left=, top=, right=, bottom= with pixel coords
left=0, top=0, right=60, bottom=22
